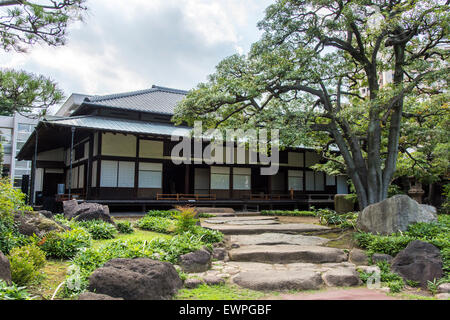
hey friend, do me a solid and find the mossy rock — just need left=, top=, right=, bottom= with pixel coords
left=334, top=195, right=355, bottom=214
left=14, top=212, right=65, bottom=237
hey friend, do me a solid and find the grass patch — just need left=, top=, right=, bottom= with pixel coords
left=28, top=259, right=70, bottom=300
left=175, top=283, right=265, bottom=300
left=92, top=229, right=172, bottom=249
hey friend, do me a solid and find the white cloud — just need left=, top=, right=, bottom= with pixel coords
left=0, top=0, right=273, bottom=112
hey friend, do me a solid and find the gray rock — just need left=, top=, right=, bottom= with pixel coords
left=0, top=251, right=11, bottom=284
left=436, top=293, right=450, bottom=300
left=233, top=270, right=323, bottom=291
left=322, top=267, right=362, bottom=287
left=349, top=249, right=369, bottom=266
left=179, top=249, right=211, bottom=273
left=202, top=275, right=225, bottom=286
left=229, top=245, right=348, bottom=264
left=63, top=200, right=79, bottom=219
left=184, top=278, right=203, bottom=289
left=205, top=223, right=330, bottom=235
left=14, top=211, right=65, bottom=237
left=78, top=292, right=124, bottom=300
left=420, top=204, right=437, bottom=215
left=437, top=283, right=450, bottom=294
left=63, top=200, right=115, bottom=225
left=356, top=195, right=438, bottom=235
left=38, top=210, right=54, bottom=219
left=88, top=258, right=182, bottom=300
left=371, top=253, right=394, bottom=264
left=334, top=194, right=355, bottom=214
left=391, top=240, right=443, bottom=288
left=230, top=233, right=329, bottom=246
left=212, top=248, right=227, bottom=261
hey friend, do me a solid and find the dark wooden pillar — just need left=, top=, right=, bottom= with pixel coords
left=185, top=164, right=190, bottom=194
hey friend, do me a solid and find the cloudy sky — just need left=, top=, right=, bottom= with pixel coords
left=0, top=0, right=273, bottom=113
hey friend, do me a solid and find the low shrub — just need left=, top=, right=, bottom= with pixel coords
left=187, top=226, right=224, bottom=244
left=77, top=220, right=117, bottom=240
left=358, top=261, right=404, bottom=293
left=117, top=221, right=134, bottom=234
left=0, top=280, right=34, bottom=300
left=38, top=227, right=91, bottom=259
left=0, top=179, right=32, bottom=223
left=260, top=210, right=317, bottom=217
left=145, top=210, right=179, bottom=219
left=0, top=219, right=28, bottom=254
left=136, top=216, right=175, bottom=234
left=316, top=208, right=358, bottom=229
left=8, top=245, right=46, bottom=286
left=174, top=206, right=198, bottom=233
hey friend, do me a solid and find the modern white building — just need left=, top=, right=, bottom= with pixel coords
left=0, top=112, right=38, bottom=188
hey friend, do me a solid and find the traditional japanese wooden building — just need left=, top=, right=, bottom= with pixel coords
left=17, top=85, right=348, bottom=212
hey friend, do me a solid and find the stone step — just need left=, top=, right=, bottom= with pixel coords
left=203, top=223, right=330, bottom=235
left=205, top=219, right=279, bottom=225
left=233, top=270, right=323, bottom=291
left=228, top=245, right=348, bottom=264
left=205, top=211, right=261, bottom=217
left=229, top=233, right=330, bottom=246
left=204, top=216, right=276, bottom=223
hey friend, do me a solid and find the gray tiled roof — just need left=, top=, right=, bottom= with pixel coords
left=84, top=85, right=188, bottom=115
left=43, top=115, right=192, bottom=137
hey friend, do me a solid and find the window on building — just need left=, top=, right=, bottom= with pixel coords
left=233, top=168, right=251, bottom=190
left=100, top=160, right=135, bottom=188
left=305, top=170, right=325, bottom=191
left=288, top=170, right=303, bottom=191
left=138, top=162, right=162, bottom=188
left=211, top=166, right=230, bottom=190
left=0, top=128, right=12, bottom=154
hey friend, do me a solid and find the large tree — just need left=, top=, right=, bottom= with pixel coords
left=174, top=0, right=449, bottom=210
left=0, top=0, right=87, bottom=52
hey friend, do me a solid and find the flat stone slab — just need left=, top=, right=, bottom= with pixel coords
left=204, top=216, right=277, bottom=225
left=230, top=233, right=330, bottom=246
left=262, top=288, right=397, bottom=300
left=204, top=223, right=330, bottom=235
left=206, top=212, right=261, bottom=217
left=228, top=245, right=348, bottom=264
left=233, top=270, right=323, bottom=291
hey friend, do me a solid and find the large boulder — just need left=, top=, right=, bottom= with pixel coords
left=63, top=200, right=115, bottom=225
left=356, top=195, right=437, bottom=235
left=14, top=211, right=65, bottom=237
left=0, top=251, right=11, bottom=284
left=334, top=194, right=355, bottom=214
left=179, top=249, right=211, bottom=273
left=391, top=240, right=443, bottom=288
left=88, top=258, right=182, bottom=300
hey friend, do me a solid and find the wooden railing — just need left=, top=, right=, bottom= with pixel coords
left=55, top=194, right=84, bottom=202
left=249, top=192, right=335, bottom=202
left=156, top=193, right=217, bottom=201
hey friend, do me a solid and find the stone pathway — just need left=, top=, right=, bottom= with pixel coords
left=190, top=213, right=386, bottom=297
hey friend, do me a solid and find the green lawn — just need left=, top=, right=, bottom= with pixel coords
left=91, top=228, right=172, bottom=249
left=175, top=283, right=265, bottom=300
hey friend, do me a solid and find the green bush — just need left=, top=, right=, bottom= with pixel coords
left=316, top=208, right=358, bottom=229
left=117, top=221, right=134, bottom=234
left=260, top=210, right=317, bottom=217
left=146, top=210, right=179, bottom=218
left=0, top=179, right=32, bottom=223
left=187, top=226, right=224, bottom=244
left=0, top=219, right=28, bottom=255
left=174, top=206, right=198, bottom=233
left=38, top=227, right=91, bottom=259
left=0, top=280, right=34, bottom=300
left=8, top=245, right=46, bottom=286
left=77, top=220, right=117, bottom=240
left=136, top=216, right=175, bottom=233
